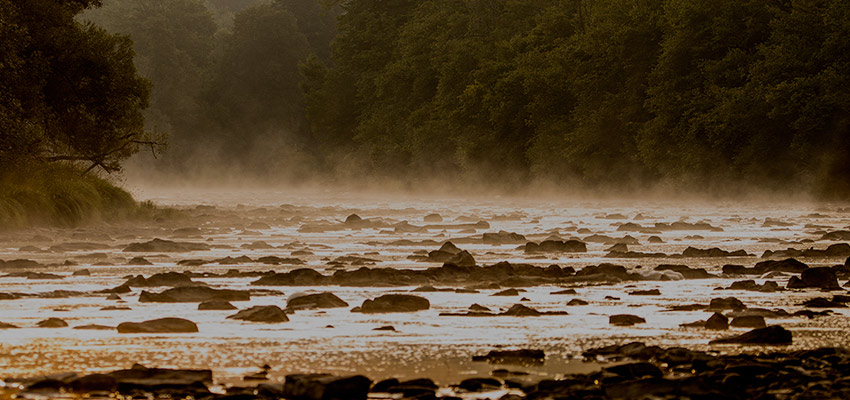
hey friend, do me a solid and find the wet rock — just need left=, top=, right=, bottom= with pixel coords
left=101, top=284, right=131, bottom=294
left=483, top=231, right=527, bottom=245
left=287, top=292, right=349, bottom=310
left=682, top=247, right=749, bottom=257
left=648, top=236, right=664, bottom=243
left=469, top=303, right=490, bottom=312
left=710, top=325, right=792, bottom=345
left=251, top=268, right=328, bottom=286
left=373, top=325, right=395, bottom=331
left=68, top=373, right=118, bottom=393
left=0, top=321, right=19, bottom=328
left=454, top=377, right=503, bottom=392
left=576, top=263, right=632, bottom=280
left=754, top=258, right=809, bottom=274
left=604, top=362, right=663, bottom=379
left=727, top=280, right=780, bottom=292
left=227, top=306, right=289, bottom=322
left=107, top=364, right=212, bottom=390
left=73, top=324, right=114, bottom=330
left=550, top=288, right=577, bottom=295
left=198, top=300, right=237, bottom=310
left=606, top=243, right=629, bottom=252
left=493, top=288, right=519, bottom=296
left=5, top=271, right=63, bottom=280
left=117, top=318, right=198, bottom=333
left=123, top=238, right=210, bottom=253
left=709, top=297, right=746, bottom=310
left=472, top=349, right=545, bottom=364
left=609, top=314, right=646, bottom=326
left=127, top=257, right=153, bottom=266
left=502, top=304, right=542, bottom=316
left=423, top=213, right=442, bottom=222
left=283, top=373, right=371, bottom=400
left=801, top=297, right=846, bottom=308
left=72, top=269, right=91, bottom=276
left=0, top=259, right=42, bottom=269
left=446, top=250, right=476, bottom=267
left=787, top=267, right=841, bottom=290
left=654, top=264, right=715, bottom=279
left=139, top=286, right=250, bottom=303
left=567, top=298, right=588, bottom=306
left=705, top=312, right=729, bottom=330
left=629, top=289, right=660, bottom=296
left=604, top=377, right=678, bottom=399
left=124, top=272, right=198, bottom=287
left=730, top=315, right=766, bottom=328
left=356, top=294, right=429, bottom=313
left=37, top=318, right=68, bottom=328
left=524, top=240, right=587, bottom=253
left=821, top=230, right=850, bottom=241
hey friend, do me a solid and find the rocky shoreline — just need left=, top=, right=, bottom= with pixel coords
left=5, top=337, right=848, bottom=399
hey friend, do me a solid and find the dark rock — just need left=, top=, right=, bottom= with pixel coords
left=604, top=377, right=677, bottom=399
left=124, top=272, right=197, bottom=287
left=629, top=289, right=660, bottom=296
left=567, top=298, right=588, bottom=306
left=787, top=267, right=841, bottom=290
left=0, top=321, right=19, bottom=328
left=373, top=325, right=395, bottom=331
left=709, top=325, right=792, bottom=345
left=371, top=378, right=400, bottom=393
left=287, top=292, right=349, bottom=310
left=472, top=349, right=545, bottom=364
left=705, top=313, right=729, bottom=330
left=198, top=300, right=237, bottom=310
left=469, top=303, right=490, bottom=312
left=604, top=362, right=663, bottom=379
left=227, top=306, right=289, bottom=322
left=801, top=297, right=846, bottom=308
left=550, top=288, right=577, bottom=295
left=728, top=280, right=780, bottom=292
left=72, top=269, right=91, bottom=276
left=455, top=377, right=503, bottom=392
left=648, top=236, right=664, bottom=243
left=423, top=213, right=442, bottom=222
left=108, top=364, right=212, bottom=389
left=609, top=314, right=646, bottom=326
left=251, top=268, right=328, bottom=286
left=730, top=316, right=766, bottom=328
left=446, top=250, right=476, bottom=267
left=709, top=297, right=746, bottom=310
left=576, top=263, right=631, bottom=280
left=502, top=304, right=542, bottom=316
left=493, top=288, right=519, bottom=296
left=127, top=257, right=153, bottom=266
left=37, top=318, right=68, bottom=328
left=117, top=318, right=198, bottom=333
left=682, top=247, right=749, bottom=257
left=821, top=230, right=850, bottom=241
left=73, top=324, right=114, bottom=330
left=68, top=374, right=118, bottom=393
left=357, top=294, right=429, bottom=313
left=123, top=238, right=210, bottom=253
left=139, top=286, right=250, bottom=303
left=753, top=258, right=809, bottom=274
left=655, top=264, right=715, bottom=279
left=524, top=240, right=587, bottom=253
left=283, top=373, right=371, bottom=400
left=483, top=231, right=527, bottom=245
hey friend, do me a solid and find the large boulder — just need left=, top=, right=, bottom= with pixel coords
left=787, top=267, right=840, bottom=290
left=117, top=318, right=198, bottom=333
left=283, top=374, right=371, bottom=400
left=139, top=286, right=250, bottom=303
left=357, top=294, right=430, bottom=313
left=709, top=325, right=792, bottom=345
left=287, top=293, right=349, bottom=310
left=123, top=238, right=210, bottom=253
left=227, top=306, right=289, bottom=322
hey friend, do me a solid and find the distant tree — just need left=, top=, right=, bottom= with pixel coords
left=0, top=0, right=154, bottom=174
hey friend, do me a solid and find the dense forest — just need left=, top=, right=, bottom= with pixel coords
left=2, top=0, right=850, bottom=199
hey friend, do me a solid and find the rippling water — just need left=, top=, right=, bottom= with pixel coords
left=1, top=190, right=849, bottom=385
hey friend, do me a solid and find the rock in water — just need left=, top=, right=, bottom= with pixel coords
left=705, top=312, right=729, bottom=330
left=472, top=349, right=545, bottom=364
left=787, top=267, right=841, bottom=290
left=198, top=300, right=237, bottom=310
left=609, top=314, right=646, bottom=326
left=357, top=294, right=430, bottom=313
left=287, top=292, right=348, bottom=310
left=227, top=305, right=289, bottom=322
left=283, top=374, right=371, bottom=400
left=117, top=318, right=198, bottom=333
left=139, top=286, right=250, bottom=303
left=730, top=315, right=766, bottom=328
left=502, top=304, right=542, bottom=316
left=37, top=318, right=68, bottom=328
left=709, top=325, right=792, bottom=345
left=123, top=238, right=210, bottom=252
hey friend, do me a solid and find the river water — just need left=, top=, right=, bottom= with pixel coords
left=1, top=189, right=849, bottom=389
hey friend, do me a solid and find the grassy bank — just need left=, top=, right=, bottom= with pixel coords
left=0, top=163, right=145, bottom=229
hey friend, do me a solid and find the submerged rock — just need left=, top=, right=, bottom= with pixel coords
left=356, top=294, right=430, bottom=313
left=139, top=286, right=250, bottom=303
left=287, top=292, right=349, bottom=310
left=117, top=318, right=198, bottom=333
left=227, top=306, right=289, bottom=323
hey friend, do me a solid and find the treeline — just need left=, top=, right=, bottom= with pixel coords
left=84, top=0, right=849, bottom=195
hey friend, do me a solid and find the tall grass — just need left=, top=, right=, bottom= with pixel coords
left=0, top=163, right=139, bottom=229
